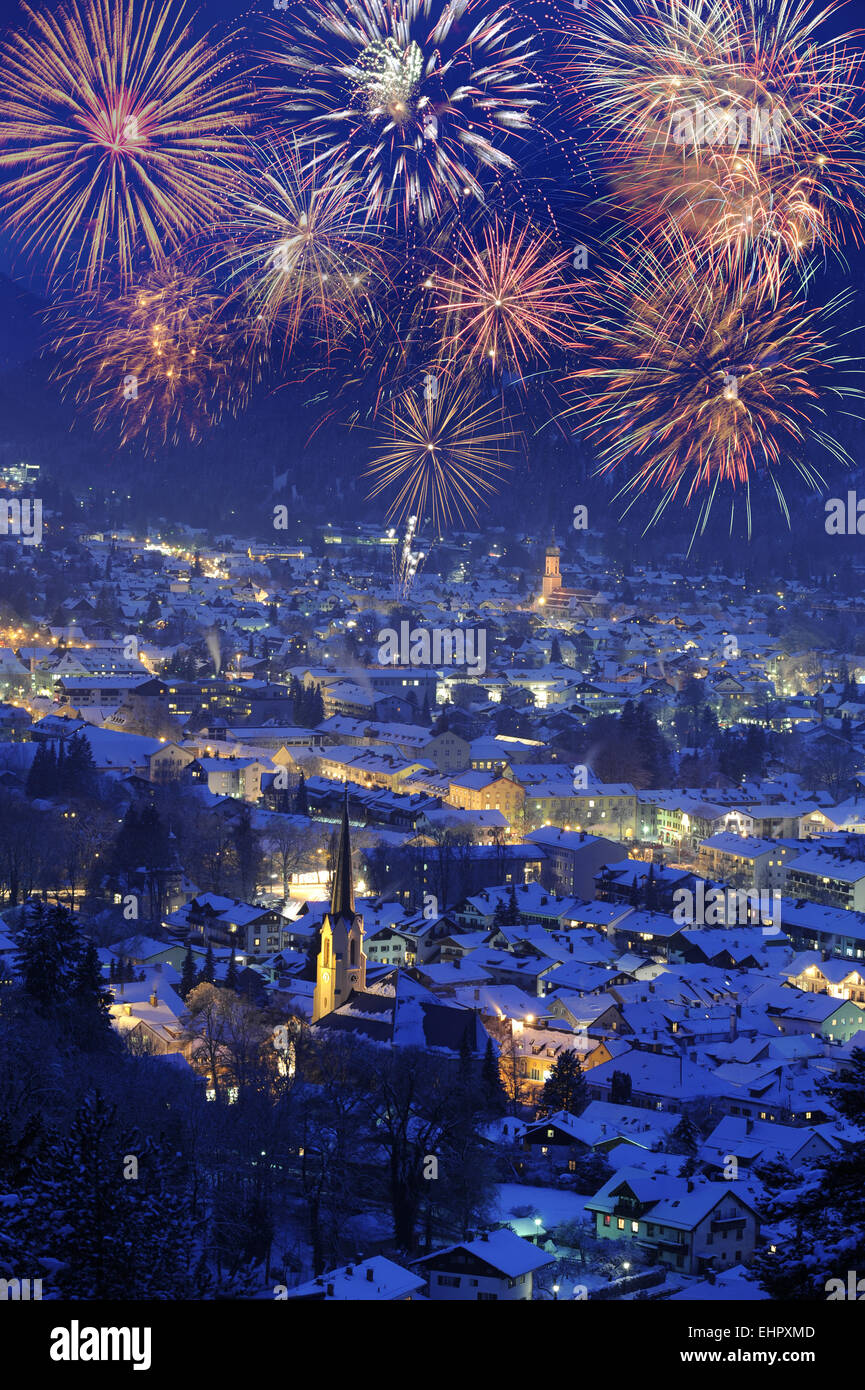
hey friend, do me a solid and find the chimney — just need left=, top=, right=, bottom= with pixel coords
left=149, top=989, right=158, bottom=1007
left=480, top=1230, right=489, bottom=1242
left=326, top=1283, right=335, bottom=1297
left=686, top=1179, right=694, bottom=1192
left=366, top=1267, right=374, bottom=1282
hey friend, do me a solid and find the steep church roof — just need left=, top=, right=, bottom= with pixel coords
left=330, top=789, right=355, bottom=920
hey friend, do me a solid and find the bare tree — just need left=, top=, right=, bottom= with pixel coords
left=263, top=818, right=317, bottom=901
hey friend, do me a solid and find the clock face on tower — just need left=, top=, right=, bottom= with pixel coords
left=321, top=970, right=330, bottom=983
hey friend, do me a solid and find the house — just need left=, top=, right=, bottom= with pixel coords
left=187, top=756, right=270, bottom=802
left=785, top=850, right=865, bottom=913
left=698, top=1115, right=837, bottom=1174
left=772, top=991, right=864, bottom=1044
left=317, top=971, right=489, bottom=1056
left=500, top=1022, right=613, bottom=1099
left=425, top=728, right=471, bottom=774
left=284, top=1256, right=425, bottom=1301
left=521, top=1110, right=598, bottom=1169
left=778, top=897, right=865, bottom=961
left=585, top=1168, right=759, bottom=1274
left=411, top=1229, right=552, bottom=1301
left=697, top=832, right=792, bottom=892
left=147, top=742, right=196, bottom=783
left=108, top=971, right=186, bottom=1055
left=783, top=952, right=865, bottom=1004
left=164, top=894, right=288, bottom=957
left=546, top=992, right=629, bottom=1036
left=447, top=770, right=525, bottom=824
left=586, top=1049, right=729, bottom=1113
left=524, top=827, right=627, bottom=899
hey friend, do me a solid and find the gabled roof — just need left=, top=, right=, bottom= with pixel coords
left=413, top=1228, right=551, bottom=1279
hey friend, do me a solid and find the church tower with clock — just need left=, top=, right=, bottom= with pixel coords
left=312, top=792, right=366, bottom=1022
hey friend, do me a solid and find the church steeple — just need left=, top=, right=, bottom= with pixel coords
left=330, top=788, right=355, bottom=919
left=312, top=788, right=366, bottom=1022
left=542, top=529, right=561, bottom=601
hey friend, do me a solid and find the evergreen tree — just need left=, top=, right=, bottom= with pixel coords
left=225, top=947, right=239, bottom=993
left=179, top=944, right=197, bottom=1001
left=668, top=1112, right=699, bottom=1156
left=294, top=772, right=309, bottom=816
left=540, top=1048, right=588, bottom=1117
left=303, top=928, right=320, bottom=981
left=667, top=1112, right=701, bottom=1176
left=309, top=683, right=325, bottom=726
left=825, top=1045, right=865, bottom=1124
left=644, top=862, right=657, bottom=912
left=70, top=937, right=112, bottom=1046
left=502, top=883, right=519, bottom=926
left=112, top=805, right=142, bottom=884
left=63, top=730, right=98, bottom=799
left=55, top=737, right=67, bottom=793
left=198, top=941, right=215, bottom=986
left=22, top=1092, right=201, bottom=1298
left=26, top=741, right=56, bottom=798
left=233, top=806, right=261, bottom=902
left=550, top=635, right=563, bottom=665
left=14, top=901, right=81, bottom=1014
left=492, top=896, right=509, bottom=930
left=138, top=802, right=171, bottom=919
left=481, top=1036, right=506, bottom=1115
left=609, top=1070, right=633, bottom=1105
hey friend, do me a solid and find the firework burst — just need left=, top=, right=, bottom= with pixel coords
left=568, top=0, right=865, bottom=291
left=265, top=0, right=546, bottom=227
left=0, top=0, right=249, bottom=290
left=434, top=218, right=579, bottom=379
left=566, top=230, right=862, bottom=535
left=366, top=373, right=514, bottom=530
left=216, top=138, right=391, bottom=362
left=51, top=258, right=250, bottom=448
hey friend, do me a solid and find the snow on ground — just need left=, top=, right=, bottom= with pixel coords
left=494, top=1182, right=591, bottom=1236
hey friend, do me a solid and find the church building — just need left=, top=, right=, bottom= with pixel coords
left=312, top=793, right=488, bottom=1057
left=537, top=534, right=594, bottom=613
left=312, top=793, right=367, bottom=1023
